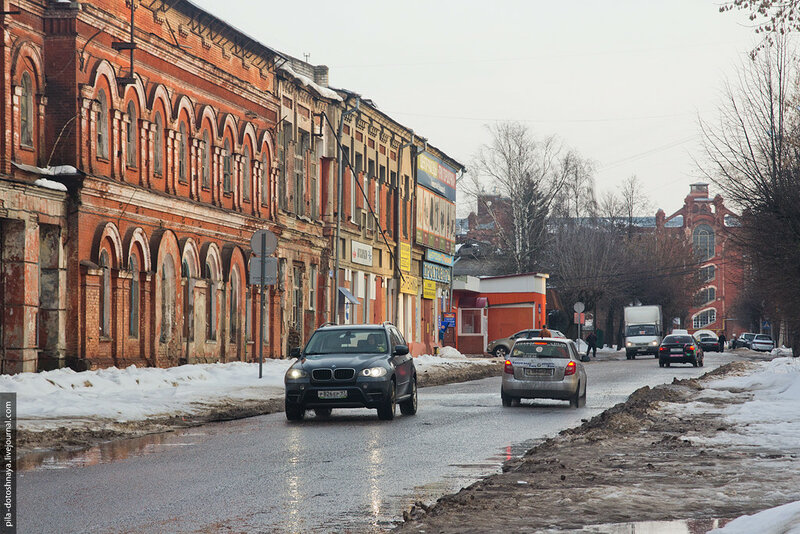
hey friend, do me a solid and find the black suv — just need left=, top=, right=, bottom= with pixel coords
left=284, top=323, right=417, bottom=421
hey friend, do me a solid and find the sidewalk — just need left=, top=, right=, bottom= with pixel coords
left=398, top=350, right=800, bottom=534
left=3, top=347, right=501, bottom=455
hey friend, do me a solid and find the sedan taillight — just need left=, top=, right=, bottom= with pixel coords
left=565, top=361, right=577, bottom=376
left=504, top=360, right=514, bottom=374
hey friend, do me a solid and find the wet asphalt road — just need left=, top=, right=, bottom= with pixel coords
left=18, top=352, right=742, bottom=533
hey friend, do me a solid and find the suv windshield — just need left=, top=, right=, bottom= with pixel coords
left=626, top=325, right=657, bottom=336
left=304, top=329, right=389, bottom=356
left=663, top=335, right=693, bottom=344
left=511, top=341, right=570, bottom=359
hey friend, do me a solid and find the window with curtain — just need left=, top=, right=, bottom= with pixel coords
left=96, top=89, right=109, bottom=159
left=20, top=72, right=33, bottom=147
left=126, top=101, right=137, bottom=168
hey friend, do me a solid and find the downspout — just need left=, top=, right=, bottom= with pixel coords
left=332, top=97, right=360, bottom=323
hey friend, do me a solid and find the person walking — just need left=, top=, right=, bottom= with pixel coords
left=585, top=331, right=597, bottom=359
left=718, top=332, right=726, bottom=352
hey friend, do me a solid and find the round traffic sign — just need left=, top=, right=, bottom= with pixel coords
left=250, top=229, right=277, bottom=256
left=573, top=301, right=585, bottom=313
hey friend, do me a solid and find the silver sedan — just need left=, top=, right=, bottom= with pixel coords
left=501, top=338, right=587, bottom=408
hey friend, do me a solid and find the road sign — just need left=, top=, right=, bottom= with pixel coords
left=250, top=229, right=277, bottom=256
left=249, top=256, right=278, bottom=285
left=574, top=312, right=585, bottom=324
left=573, top=301, right=585, bottom=313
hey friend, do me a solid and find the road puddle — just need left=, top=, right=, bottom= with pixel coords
left=18, top=429, right=204, bottom=472
left=543, top=518, right=733, bottom=533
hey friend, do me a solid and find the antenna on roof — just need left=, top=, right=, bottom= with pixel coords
left=303, top=52, right=311, bottom=62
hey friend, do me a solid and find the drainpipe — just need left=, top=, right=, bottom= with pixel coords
left=332, top=97, right=360, bottom=323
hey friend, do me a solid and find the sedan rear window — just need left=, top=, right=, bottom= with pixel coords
left=755, top=335, right=772, bottom=341
left=512, top=341, right=570, bottom=359
left=662, top=335, right=693, bottom=344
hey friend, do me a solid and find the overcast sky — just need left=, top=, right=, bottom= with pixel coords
left=191, top=0, right=758, bottom=216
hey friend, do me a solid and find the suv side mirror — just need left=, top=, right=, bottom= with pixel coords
left=393, top=345, right=409, bottom=356
left=289, top=347, right=301, bottom=358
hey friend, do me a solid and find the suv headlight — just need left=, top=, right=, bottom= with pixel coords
left=286, top=368, right=308, bottom=380
left=361, top=367, right=388, bottom=378
left=651, top=341, right=658, bottom=346
left=626, top=341, right=632, bottom=347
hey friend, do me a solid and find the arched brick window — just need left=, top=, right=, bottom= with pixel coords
left=205, top=257, right=218, bottom=341
left=179, top=122, right=188, bottom=183
left=242, top=145, right=251, bottom=200
left=261, top=151, right=269, bottom=205
left=20, top=72, right=34, bottom=147
left=126, top=101, right=137, bottom=168
left=202, top=130, right=210, bottom=189
left=229, top=267, right=240, bottom=342
left=99, top=249, right=111, bottom=336
left=223, top=138, right=232, bottom=193
left=160, top=254, right=175, bottom=343
left=96, top=89, right=109, bottom=159
left=129, top=255, right=139, bottom=337
left=154, top=112, right=163, bottom=175
left=693, top=224, right=715, bottom=262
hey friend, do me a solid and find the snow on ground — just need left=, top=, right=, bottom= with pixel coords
left=712, top=500, right=800, bottom=533
left=1, top=348, right=493, bottom=431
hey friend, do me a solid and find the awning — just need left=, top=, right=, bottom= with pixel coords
left=338, top=286, right=359, bottom=305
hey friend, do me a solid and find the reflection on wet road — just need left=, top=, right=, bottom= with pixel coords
left=18, top=353, right=741, bottom=533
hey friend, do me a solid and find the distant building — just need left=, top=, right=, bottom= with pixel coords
left=656, top=183, right=745, bottom=337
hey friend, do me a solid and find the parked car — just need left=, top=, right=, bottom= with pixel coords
left=750, top=334, right=775, bottom=352
left=487, top=329, right=565, bottom=358
left=500, top=337, right=587, bottom=408
left=283, top=323, right=417, bottom=421
left=658, top=334, right=704, bottom=367
left=733, top=332, right=757, bottom=349
left=694, top=332, right=720, bottom=353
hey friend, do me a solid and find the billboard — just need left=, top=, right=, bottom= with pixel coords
left=417, top=152, right=457, bottom=202
left=415, top=186, right=455, bottom=254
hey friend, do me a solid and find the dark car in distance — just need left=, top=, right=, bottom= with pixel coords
left=695, top=333, right=720, bottom=353
left=284, top=323, right=417, bottom=421
left=658, top=334, right=704, bottom=367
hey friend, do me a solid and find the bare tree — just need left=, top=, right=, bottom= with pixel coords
left=618, top=175, right=652, bottom=232
left=721, top=1, right=800, bottom=55
left=552, top=151, right=597, bottom=220
left=466, top=122, right=569, bottom=273
left=699, top=36, right=800, bottom=348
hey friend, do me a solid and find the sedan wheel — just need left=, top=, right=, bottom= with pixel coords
left=399, top=376, right=418, bottom=415
left=578, top=383, right=587, bottom=408
left=659, top=360, right=665, bottom=368
left=501, top=391, right=513, bottom=407
left=285, top=401, right=305, bottom=421
left=692, top=357, right=698, bottom=367
left=493, top=346, right=509, bottom=358
left=699, top=357, right=704, bottom=367
left=377, top=381, right=396, bottom=420
left=569, top=384, right=581, bottom=408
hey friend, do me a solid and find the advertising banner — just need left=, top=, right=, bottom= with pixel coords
left=400, top=275, right=419, bottom=295
left=423, top=279, right=436, bottom=300
left=415, top=186, right=455, bottom=254
left=417, top=152, right=457, bottom=202
left=424, top=249, right=453, bottom=267
left=423, top=261, right=451, bottom=284
left=351, top=240, right=373, bottom=266
left=399, top=242, right=411, bottom=273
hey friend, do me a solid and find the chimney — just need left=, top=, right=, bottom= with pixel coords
left=314, top=65, right=329, bottom=87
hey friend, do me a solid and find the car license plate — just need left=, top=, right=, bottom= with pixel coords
left=524, top=367, right=554, bottom=377
left=318, top=390, right=347, bottom=399
left=671, top=348, right=683, bottom=354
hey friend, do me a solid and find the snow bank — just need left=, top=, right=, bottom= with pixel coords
left=712, top=500, right=800, bottom=533
left=436, top=346, right=465, bottom=359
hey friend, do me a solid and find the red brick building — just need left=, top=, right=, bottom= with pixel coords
left=0, top=0, right=461, bottom=373
left=656, top=183, right=745, bottom=337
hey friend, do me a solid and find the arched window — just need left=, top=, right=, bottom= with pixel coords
left=20, top=72, right=34, bottom=147
left=230, top=268, right=240, bottom=343
left=205, top=259, right=217, bottom=341
left=160, top=254, right=175, bottom=343
left=700, top=264, right=716, bottom=283
left=202, top=130, right=210, bottom=189
left=223, top=138, right=232, bottom=193
left=693, top=224, right=715, bottom=261
left=179, top=122, right=188, bottom=182
left=694, top=287, right=716, bottom=307
left=261, top=152, right=269, bottom=204
left=693, top=308, right=717, bottom=329
left=126, top=101, right=137, bottom=168
left=99, top=250, right=111, bottom=336
left=182, top=259, right=193, bottom=341
left=154, top=112, right=163, bottom=175
left=129, top=255, right=139, bottom=337
left=243, top=145, right=251, bottom=200
left=96, top=89, right=109, bottom=159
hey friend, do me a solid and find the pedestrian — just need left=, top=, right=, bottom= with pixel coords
left=586, top=331, right=597, bottom=358
left=718, top=332, right=726, bottom=353
left=540, top=325, right=552, bottom=337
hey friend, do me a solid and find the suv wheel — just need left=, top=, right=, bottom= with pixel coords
left=399, top=376, right=418, bottom=415
left=377, top=381, right=396, bottom=420
left=493, top=346, right=509, bottom=358
left=285, top=401, right=305, bottom=421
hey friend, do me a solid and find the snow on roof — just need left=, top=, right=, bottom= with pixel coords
left=34, top=178, right=68, bottom=192
left=280, top=63, right=342, bottom=102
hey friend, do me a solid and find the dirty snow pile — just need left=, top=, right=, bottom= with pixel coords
left=696, top=356, right=800, bottom=534
left=0, top=348, right=489, bottom=430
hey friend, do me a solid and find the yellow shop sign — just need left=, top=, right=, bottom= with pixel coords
left=400, top=275, right=419, bottom=295
left=423, top=279, right=436, bottom=300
